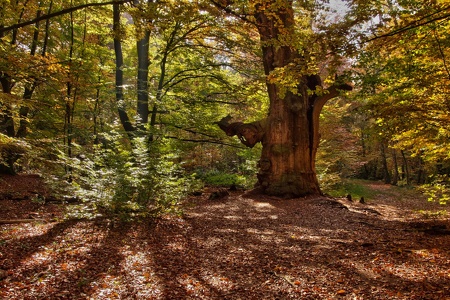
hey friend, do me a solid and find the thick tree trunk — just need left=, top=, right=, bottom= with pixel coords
left=254, top=2, right=317, bottom=196
left=257, top=85, right=320, bottom=196
left=218, top=1, right=350, bottom=197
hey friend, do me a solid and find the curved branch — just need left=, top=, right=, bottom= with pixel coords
left=165, top=136, right=246, bottom=149
left=209, top=0, right=254, bottom=25
left=311, top=82, right=352, bottom=151
left=216, top=115, right=266, bottom=148
left=314, top=83, right=353, bottom=113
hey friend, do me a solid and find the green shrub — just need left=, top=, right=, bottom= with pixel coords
left=201, top=171, right=247, bottom=187
left=60, top=133, right=197, bottom=219
left=0, top=133, right=29, bottom=174
left=324, top=179, right=377, bottom=200
left=417, top=175, right=450, bottom=205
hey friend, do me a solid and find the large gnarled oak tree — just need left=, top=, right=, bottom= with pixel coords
left=216, top=0, right=352, bottom=197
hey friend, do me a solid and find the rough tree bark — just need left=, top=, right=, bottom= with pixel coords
left=217, top=0, right=351, bottom=197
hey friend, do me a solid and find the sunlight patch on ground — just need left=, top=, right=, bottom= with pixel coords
left=245, top=227, right=286, bottom=244
left=252, top=201, right=277, bottom=212
left=22, top=250, right=53, bottom=268
left=246, top=228, right=276, bottom=235
left=202, top=236, right=226, bottom=247
left=371, top=204, right=413, bottom=220
left=185, top=212, right=213, bottom=219
left=223, top=215, right=242, bottom=220
left=165, top=241, right=185, bottom=252
left=351, top=260, right=383, bottom=280
left=3, top=223, right=53, bottom=240
left=381, top=250, right=449, bottom=283
left=213, top=228, right=239, bottom=234
left=201, top=273, right=235, bottom=295
left=91, top=251, right=161, bottom=299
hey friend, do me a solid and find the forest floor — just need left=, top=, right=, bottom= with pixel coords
left=0, top=174, right=449, bottom=299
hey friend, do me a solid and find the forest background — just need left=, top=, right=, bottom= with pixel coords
left=1, top=0, right=449, bottom=218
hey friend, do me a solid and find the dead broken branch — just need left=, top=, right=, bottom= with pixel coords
left=215, top=115, right=266, bottom=148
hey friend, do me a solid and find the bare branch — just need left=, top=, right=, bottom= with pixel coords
left=433, top=29, right=450, bottom=80
left=165, top=136, right=246, bottom=148
left=166, top=123, right=218, bottom=139
left=367, top=6, right=450, bottom=42
left=215, top=115, right=266, bottom=148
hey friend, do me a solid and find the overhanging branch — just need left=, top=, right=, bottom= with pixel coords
left=367, top=5, right=450, bottom=42
left=165, top=136, right=246, bottom=149
left=314, top=83, right=353, bottom=112
left=208, top=0, right=254, bottom=25
left=0, top=0, right=133, bottom=35
left=215, top=115, right=266, bottom=148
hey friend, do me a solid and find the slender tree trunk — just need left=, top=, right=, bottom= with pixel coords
left=11, top=0, right=26, bottom=45
left=0, top=9, right=19, bottom=137
left=380, top=143, right=391, bottom=184
left=416, top=156, right=425, bottom=184
left=361, top=132, right=367, bottom=157
left=0, top=76, right=15, bottom=137
left=17, top=0, right=52, bottom=137
left=41, top=0, right=53, bottom=56
left=93, top=75, right=101, bottom=144
left=113, top=3, right=134, bottom=134
left=136, top=30, right=150, bottom=128
left=114, top=0, right=154, bottom=137
left=391, top=149, right=399, bottom=185
left=134, top=0, right=155, bottom=144
left=17, top=5, right=44, bottom=138
left=65, top=8, right=75, bottom=166
left=401, top=150, right=411, bottom=185
left=149, top=19, right=177, bottom=143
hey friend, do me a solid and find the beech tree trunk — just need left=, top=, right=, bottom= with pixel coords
left=113, top=3, right=134, bottom=134
left=380, top=143, right=391, bottom=184
left=135, top=0, right=150, bottom=129
left=217, top=0, right=351, bottom=197
left=255, top=2, right=312, bottom=197
left=391, top=149, right=399, bottom=185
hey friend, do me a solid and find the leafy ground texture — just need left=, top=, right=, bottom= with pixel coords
left=0, top=175, right=449, bottom=299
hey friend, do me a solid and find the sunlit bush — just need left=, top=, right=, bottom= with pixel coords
left=0, top=133, right=30, bottom=174
left=61, top=132, right=198, bottom=219
left=418, top=175, right=450, bottom=205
